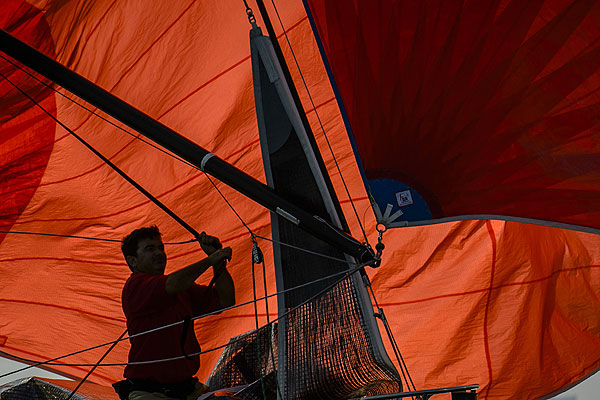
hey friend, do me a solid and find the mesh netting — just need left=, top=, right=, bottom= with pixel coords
left=283, top=276, right=400, bottom=399
left=207, top=323, right=278, bottom=399
left=208, top=276, right=400, bottom=399
left=0, top=377, right=87, bottom=400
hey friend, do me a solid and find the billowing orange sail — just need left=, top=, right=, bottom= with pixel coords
left=305, top=0, right=600, bottom=231
left=0, top=1, right=598, bottom=399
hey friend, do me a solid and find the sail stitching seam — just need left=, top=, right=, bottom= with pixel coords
left=483, top=220, right=497, bottom=399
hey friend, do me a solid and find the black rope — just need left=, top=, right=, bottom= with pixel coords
left=0, top=71, right=202, bottom=243
left=365, top=278, right=417, bottom=394
left=255, top=239, right=283, bottom=399
left=64, top=329, right=128, bottom=400
left=0, top=230, right=121, bottom=243
left=204, top=174, right=254, bottom=236
left=250, top=240, right=267, bottom=399
left=1, top=52, right=260, bottom=241
left=0, top=52, right=199, bottom=172
left=0, top=54, right=261, bottom=250
left=253, top=234, right=350, bottom=264
left=0, top=229, right=197, bottom=245
left=242, top=0, right=257, bottom=26
left=267, top=0, right=371, bottom=246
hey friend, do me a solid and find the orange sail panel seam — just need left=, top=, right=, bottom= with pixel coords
left=483, top=220, right=498, bottom=399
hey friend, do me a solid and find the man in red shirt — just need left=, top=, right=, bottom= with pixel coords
left=114, top=226, right=234, bottom=400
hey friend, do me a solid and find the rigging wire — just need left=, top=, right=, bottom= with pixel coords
left=1, top=52, right=265, bottom=240
left=0, top=53, right=200, bottom=172
left=0, top=229, right=350, bottom=265
left=267, top=0, right=370, bottom=246
left=64, top=329, right=128, bottom=400
left=368, top=225, right=417, bottom=396
left=204, top=174, right=254, bottom=236
left=119, top=258, right=372, bottom=367
left=365, top=277, right=417, bottom=394
left=0, top=263, right=363, bottom=375
left=1, top=53, right=261, bottom=249
left=248, top=233, right=283, bottom=399
left=250, top=239, right=267, bottom=399
left=255, top=238, right=283, bottom=400
left=0, top=229, right=196, bottom=245
left=0, top=68, right=232, bottom=388
left=0, top=70, right=204, bottom=244
left=254, top=234, right=352, bottom=264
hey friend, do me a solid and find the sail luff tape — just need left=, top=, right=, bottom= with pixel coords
left=276, top=207, right=300, bottom=225
left=201, top=153, right=216, bottom=171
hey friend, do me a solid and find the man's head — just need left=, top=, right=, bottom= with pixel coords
left=122, top=225, right=167, bottom=274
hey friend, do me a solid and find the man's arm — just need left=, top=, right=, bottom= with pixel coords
left=165, top=247, right=232, bottom=295
left=212, top=262, right=235, bottom=308
left=198, top=232, right=235, bottom=307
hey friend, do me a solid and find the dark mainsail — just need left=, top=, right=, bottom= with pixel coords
left=249, top=24, right=401, bottom=398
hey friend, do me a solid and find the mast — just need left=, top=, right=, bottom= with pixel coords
left=0, top=28, right=375, bottom=265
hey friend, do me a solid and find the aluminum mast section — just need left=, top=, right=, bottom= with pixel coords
left=0, top=29, right=375, bottom=265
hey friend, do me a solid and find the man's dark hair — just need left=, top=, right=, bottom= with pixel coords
left=122, top=225, right=162, bottom=270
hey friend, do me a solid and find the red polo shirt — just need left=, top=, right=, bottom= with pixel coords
left=122, top=272, right=221, bottom=383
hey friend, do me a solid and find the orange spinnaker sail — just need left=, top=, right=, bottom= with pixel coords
left=0, top=1, right=598, bottom=399
left=306, top=0, right=600, bottom=231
